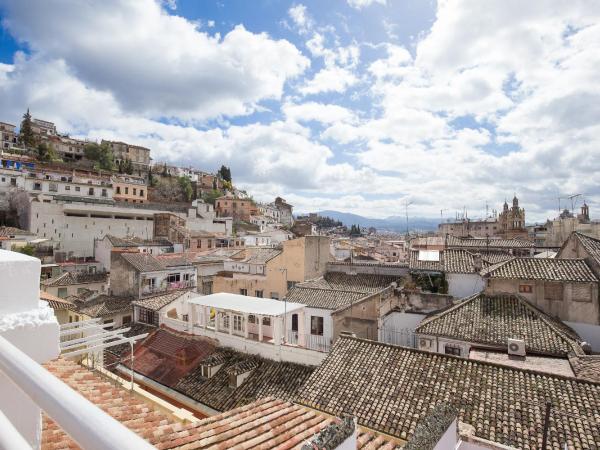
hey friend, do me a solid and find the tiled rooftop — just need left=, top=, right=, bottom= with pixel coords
left=415, top=293, right=583, bottom=356
left=297, top=336, right=600, bottom=448
left=446, top=235, right=535, bottom=249
left=481, top=257, right=598, bottom=282
left=42, top=357, right=182, bottom=450
left=299, top=272, right=400, bottom=294
left=408, top=250, right=443, bottom=272
left=75, top=294, right=133, bottom=318
left=572, top=232, right=600, bottom=267
left=42, top=271, right=108, bottom=287
left=285, top=286, right=368, bottom=310
left=175, top=348, right=314, bottom=412
left=0, top=225, right=32, bottom=236
left=121, top=328, right=217, bottom=388
left=131, top=290, right=193, bottom=312
left=40, top=291, right=75, bottom=310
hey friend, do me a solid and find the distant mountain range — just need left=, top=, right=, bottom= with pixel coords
left=315, top=210, right=440, bottom=232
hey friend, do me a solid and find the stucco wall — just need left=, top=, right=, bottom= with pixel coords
left=486, top=278, right=600, bottom=325
left=447, top=273, right=485, bottom=299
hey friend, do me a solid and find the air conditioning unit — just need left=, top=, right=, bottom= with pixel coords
left=419, top=338, right=433, bottom=350
left=508, top=338, right=526, bottom=357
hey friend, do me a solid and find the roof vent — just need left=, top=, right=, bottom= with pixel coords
left=508, top=338, right=525, bottom=357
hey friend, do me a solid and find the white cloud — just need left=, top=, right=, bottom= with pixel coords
left=288, top=4, right=312, bottom=34
left=298, top=66, right=358, bottom=95
left=283, top=101, right=357, bottom=125
left=347, top=0, right=386, bottom=10
left=0, top=0, right=309, bottom=120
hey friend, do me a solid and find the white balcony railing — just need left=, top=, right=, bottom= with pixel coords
left=141, top=280, right=196, bottom=296
left=0, top=335, right=154, bottom=450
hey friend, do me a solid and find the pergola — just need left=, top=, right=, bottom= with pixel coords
left=188, top=293, right=306, bottom=345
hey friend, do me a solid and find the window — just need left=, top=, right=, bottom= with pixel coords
left=518, top=284, right=533, bottom=293
left=444, top=344, right=461, bottom=356
left=140, top=189, right=144, bottom=197
left=310, top=316, right=324, bottom=336
left=75, top=186, right=80, bottom=192
left=10, top=178, right=16, bottom=186
left=122, top=315, right=132, bottom=325
left=255, top=290, right=263, bottom=298
left=233, top=315, right=243, bottom=332
left=167, top=273, right=181, bottom=283
left=33, top=182, right=42, bottom=190
left=248, top=315, right=256, bottom=324
left=116, top=186, right=121, bottom=194
left=270, top=292, right=279, bottom=300
left=133, top=188, right=137, bottom=195
left=240, top=288, right=248, bottom=296
left=101, top=189, right=107, bottom=197
left=201, top=365, right=210, bottom=378
left=572, top=284, right=592, bottom=302
left=125, top=187, right=129, bottom=194
left=138, top=308, right=158, bottom=326
left=544, top=282, right=563, bottom=302
left=65, top=185, right=70, bottom=191
left=57, top=287, right=68, bottom=298
left=49, top=183, right=58, bottom=192
left=287, top=281, right=297, bottom=290
left=88, top=187, right=94, bottom=195
left=262, top=317, right=271, bottom=327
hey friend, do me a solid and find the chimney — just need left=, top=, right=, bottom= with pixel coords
left=473, top=253, right=483, bottom=272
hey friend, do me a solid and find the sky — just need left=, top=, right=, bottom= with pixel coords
left=0, top=0, right=599, bottom=223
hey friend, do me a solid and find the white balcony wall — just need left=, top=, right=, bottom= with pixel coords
left=0, top=250, right=60, bottom=448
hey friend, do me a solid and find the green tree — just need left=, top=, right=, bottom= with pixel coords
left=147, top=167, right=155, bottom=186
left=218, top=165, right=232, bottom=182
left=84, top=142, right=115, bottom=171
left=178, top=176, right=193, bottom=201
left=20, top=109, right=36, bottom=148
left=202, top=189, right=222, bottom=206
left=12, top=244, right=35, bottom=256
left=36, top=142, right=60, bottom=162
left=124, top=158, right=134, bottom=175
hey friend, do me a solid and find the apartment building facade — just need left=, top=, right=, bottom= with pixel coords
left=102, top=140, right=151, bottom=171
left=111, top=174, right=147, bottom=203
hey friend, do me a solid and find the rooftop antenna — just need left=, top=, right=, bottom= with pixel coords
left=568, top=193, right=582, bottom=214
left=403, top=200, right=413, bottom=236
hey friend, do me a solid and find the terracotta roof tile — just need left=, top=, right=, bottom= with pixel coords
left=285, top=286, right=368, bottom=310
left=415, top=293, right=583, bottom=356
left=481, top=257, right=598, bottom=282
left=42, top=272, right=108, bottom=287
left=446, top=235, right=534, bottom=249
left=297, top=336, right=600, bottom=448
left=299, top=272, right=400, bottom=294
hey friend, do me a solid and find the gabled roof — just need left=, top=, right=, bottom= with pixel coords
left=153, top=397, right=402, bottom=450
left=75, top=294, right=133, bottom=318
left=572, top=232, right=600, bottom=266
left=119, top=252, right=194, bottom=272
left=40, top=291, right=75, bottom=310
left=0, top=226, right=33, bottom=237
left=42, top=271, right=108, bottom=287
left=122, top=328, right=216, bottom=387
left=446, top=235, right=534, bottom=249
left=480, top=257, right=598, bottom=282
left=175, top=348, right=314, bottom=412
left=285, top=286, right=367, bottom=310
left=415, top=293, right=583, bottom=356
left=298, top=272, right=400, bottom=294
left=442, top=249, right=487, bottom=273
left=297, top=336, right=600, bottom=448
left=131, top=289, right=192, bottom=311
left=409, top=249, right=443, bottom=272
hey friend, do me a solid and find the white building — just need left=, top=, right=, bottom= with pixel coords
left=13, top=194, right=230, bottom=258
left=161, top=292, right=327, bottom=366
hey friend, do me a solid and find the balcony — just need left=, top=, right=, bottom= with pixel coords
left=140, top=279, right=196, bottom=297
left=0, top=249, right=154, bottom=449
left=161, top=293, right=329, bottom=366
